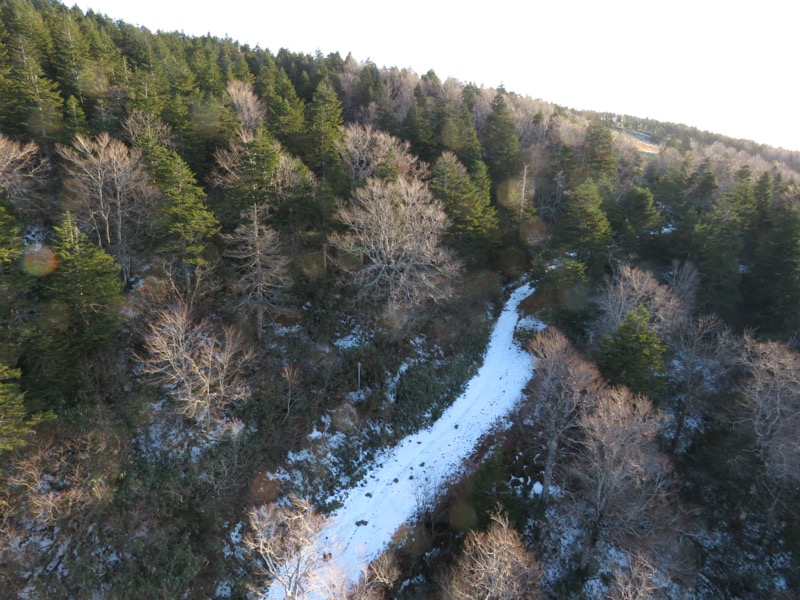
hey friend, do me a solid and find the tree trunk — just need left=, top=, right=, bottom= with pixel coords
left=671, top=395, right=691, bottom=453
left=542, top=435, right=558, bottom=503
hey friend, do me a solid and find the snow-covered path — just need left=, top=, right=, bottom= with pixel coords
left=269, top=284, right=537, bottom=598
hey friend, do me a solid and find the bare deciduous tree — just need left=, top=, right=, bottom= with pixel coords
left=738, top=336, right=800, bottom=523
left=525, top=328, right=602, bottom=502
left=273, top=152, right=316, bottom=205
left=348, top=550, right=400, bottom=600
left=594, top=263, right=689, bottom=341
left=375, top=66, right=418, bottom=124
left=281, top=363, right=300, bottom=422
left=0, top=133, right=48, bottom=213
left=122, top=108, right=175, bottom=149
left=664, top=260, right=699, bottom=316
left=223, top=204, right=289, bottom=340
left=572, top=386, right=675, bottom=569
left=670, top=314, right=737, bottom=452
left=442, top=511, right=541, bottom=600
left=245, top=496, right=340, bottom=599
left=140, top=303, right=253, bottom=430
left=227, top=80, right=267, bottom=140
left=339, top=123, right=426, bottom=185
left=610, top=553, right=663, bottom=600
left=332, top=177, right=460, bottom=312
left=57, top=133, right=155, bottom=278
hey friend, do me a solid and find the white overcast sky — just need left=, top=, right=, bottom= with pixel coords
left=71, top=0, right=800, bottom=151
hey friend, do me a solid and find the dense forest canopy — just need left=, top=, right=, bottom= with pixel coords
left=0, top=0, right=799, bottom=598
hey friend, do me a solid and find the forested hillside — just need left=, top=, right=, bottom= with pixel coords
left=0, top=0, right=799, bottom=597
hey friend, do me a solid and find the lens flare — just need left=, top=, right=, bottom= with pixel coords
left=22, top=246, right=58, bottom=277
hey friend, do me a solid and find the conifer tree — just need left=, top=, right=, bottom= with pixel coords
left=5, top=28, right=64, bottom=141
left=23, top=213, right=122, bottom=407
left=685, top=159, right=718, bottom=215
left=595, top=305, right=666, bottom=398
left=263, top=65, right=306, bottom=153
left=402, top=89, right=437, bottom=164
left=0, top=22, right=23, bottom=133
left=141, top=141, right=219, bottom=276
left=695, top=202, right=743, bottom=325
left=212, top=126, right=280, bottom=218
left=482, top=89, right=522, bottom=186
left=0, top=363, right=42, bottom=453
left=305, top=78, right=344, bottom=181
left=62, top=94, right=88, bottom=139
left=47, top=11, right=91, bottom=104
left=0, top=198, right=32, bottom=367
left=430, top=152, right=498, bottom=260
left=584, top=120, right=616, bottom=183
left=607, top=186, right=664, bottom=255
left=447, top=106, right=492, bottom=199
left=745, top=201, right=800, bottom=332
left=553, top=179, right=612, bottom=276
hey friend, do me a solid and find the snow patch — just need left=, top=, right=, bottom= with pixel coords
left=267, top=284, right=536, bottom=598
left=215, top=581, right=232, bottom=598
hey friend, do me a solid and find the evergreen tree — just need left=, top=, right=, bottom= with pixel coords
left=3, top=17, right=64, bottom=141
left=213, top=126, right=280, bottom=219
left=753, top=170, right=774, bottom=227
left=744, top=200, right=800, bottom=332
left=305, top=78, right=344, bottom=182
left=451, top=107, right=483, bottom=169
left=141, top=141, right=219, bottom=274
left=607, top=186, right=664, bottom=255
left=0, top=363, right=42, bottom=453
left=0, top=21, right=23, bottom=133
left=0, top=197, right=31, bottom=367
left=482, top=89, right=522, bottom=187
left=47, top=10, right=91, bottom=104
left=430, top=152, right=498, bottom=260
left=266, top=66, right=306, bottom=153
left=23, top=213, right=123, bottom=408
left=595, top=304, right=666, bottom=398
left=186, top=36, right=224, bottom=93
left=584, top=120, right=616, bottom=183
left=553, top=179, right=612, bottom=277
left=402, top=89, right=437, bottom=165
left=445, top=106, right=492, bottom=199
left=353, top=61, right=381, bottom=109
left=650, top=162, right=699, bottom=259
left=537, top=258, right=591, bottom=338
left=685, top=159, right=718, bottom=215
left=694, top=203, right=743, bottom=325
left=62, top=94, right=88, bottom=138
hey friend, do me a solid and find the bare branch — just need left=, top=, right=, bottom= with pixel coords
left=332, top=177, right=461, bottom=312
left=223, top=204, right=290, bottom=340
left=122, top=108, right=175, bottom=149
left=339, top=123, right=427, bottom=184
left=442, top=510, right=541, bottom=600
left=524, top=328, right=602, bottom=502
left=0, top=133, right=48, bottom=213
left=227, top=80, right=266, bottom=140
left=572, top=386, right=676, bottom=569
left=245, top=496, right=341, bottom=599
left=738, top=336, right=800, bottom=517
left=594, top=263, right=689, bottom=341
left=56, top=133, right=156, bottom=278
left=139, top=303, right=253, bottom=430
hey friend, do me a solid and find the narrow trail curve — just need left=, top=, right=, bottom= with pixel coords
left=269, top=284, right=538, bottom=598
